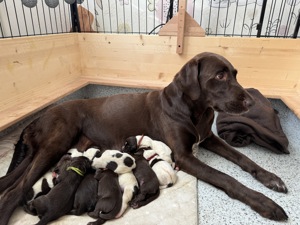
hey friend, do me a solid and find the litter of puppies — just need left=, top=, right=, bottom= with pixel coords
left=20, top=136, right=178, bottom=225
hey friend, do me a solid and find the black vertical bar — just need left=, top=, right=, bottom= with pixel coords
left=108, top=0, right=112, bottom=33
left=256, top=0, right=267, bottom=37
left=293, top=11, right=300, bottom=38
left=216, top=0, right=221, bottom=36
left=169, top=0, right=174, bottom=20
left=285, top=2, right=296, bottom=37
left=70, top=2, right=81, bottom=32
left=12, top=0, right=21, bottom=37
left=115, top=0, right=119, bottom=33
left=241, top=0, right=249, bottom=37
left=232, top=2, right=238, bottom=36
left=123, top=1, right=126, bottom=33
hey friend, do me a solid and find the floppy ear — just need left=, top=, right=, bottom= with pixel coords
left=175, top=59, right=201, bottom=100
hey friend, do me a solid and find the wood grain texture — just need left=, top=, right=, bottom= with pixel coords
left=1, top=33, right=300, bottom=131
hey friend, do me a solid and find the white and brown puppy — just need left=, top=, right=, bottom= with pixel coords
left=123, top=135, right=175, bottom=167
left=92, top=150, right=138, bottom=218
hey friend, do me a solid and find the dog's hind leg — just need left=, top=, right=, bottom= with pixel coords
left=0, top=148, right=66, bottom=225
left=0, top=156, right=32, bottom=193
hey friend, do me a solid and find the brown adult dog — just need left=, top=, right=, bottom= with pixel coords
left=0, top=52, right=288, bottom=224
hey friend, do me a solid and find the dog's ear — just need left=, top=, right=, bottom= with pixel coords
left=175, top=59, right=201, bottom=100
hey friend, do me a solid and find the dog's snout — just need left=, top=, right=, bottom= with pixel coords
left=242, top=92, right=255, bottom=109
left=243, top=98, right=254, bottom=108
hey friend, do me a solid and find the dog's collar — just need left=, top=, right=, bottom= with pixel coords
left=146, top=153, right=158, bottom=161
left=150, top=158, right=163, bottom=168
left=137, top=134, right=145, bottom=148
left=67, top=166, right=85, bottom=176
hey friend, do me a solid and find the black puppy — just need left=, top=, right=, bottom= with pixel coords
left=28, top=155, right=91, bottom=225
left=88, top=169, right=122, bottom=225
left=129, top=150, right=160, bottom=209
left=69, top=172, right=98, bottom=215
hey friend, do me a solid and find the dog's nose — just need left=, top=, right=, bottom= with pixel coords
left=243, top=98, right=255, bottom=108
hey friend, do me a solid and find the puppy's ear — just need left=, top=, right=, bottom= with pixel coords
left=175, top=59, right=201, bottom=100
left=94, top=150, right=102, bottom=158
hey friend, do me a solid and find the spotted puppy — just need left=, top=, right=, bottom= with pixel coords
left=92, top=150, right=138, bottom=218
left=27, top=155, right=92, bottom=225
left=68, top=147, right=100, bottom=161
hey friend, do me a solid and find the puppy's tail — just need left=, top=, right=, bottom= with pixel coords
left=99, top=203, right=122, bottom=220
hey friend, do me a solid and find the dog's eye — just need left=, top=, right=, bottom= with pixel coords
left=216, top=72, right=226, bottom=80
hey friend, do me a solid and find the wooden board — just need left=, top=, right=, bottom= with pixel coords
left=1, top=33, right=300, bottom=132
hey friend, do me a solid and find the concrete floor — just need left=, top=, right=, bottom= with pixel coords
left=0, top=85, right=299, bottom=225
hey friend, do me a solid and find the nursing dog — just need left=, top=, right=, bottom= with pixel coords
left=27, top=156, right=91, bottom=225
left=0, top=52, right=288, bottom=224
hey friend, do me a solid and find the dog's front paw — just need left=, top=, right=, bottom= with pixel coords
left=253, top=171, right=288, bottom=193
left=255, top=197, right=288, bottom=221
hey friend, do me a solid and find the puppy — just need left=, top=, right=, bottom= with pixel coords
left=83, top=147, right=101, bottom=161
left=69, top=172, right=98, bottom=216
left=27, top=155, right=91, bottom=225
left=129, top=150, right=160, bottom=209
left=88, top=169, right=122, bottom=225
left=68, top=147, right=100, bottom=161
left=92, top=149, right=136, bottom=174
left=123, top=137, right=177, bottom=189
left=144, top=149, right=177, bottom=189
left=123, top=135, right=175, bottom=167
left=92, top=150, right=138, bottom=218
left=23, top=170, right=55, bottom=215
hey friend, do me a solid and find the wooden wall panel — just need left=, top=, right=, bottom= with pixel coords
left=79, top=34, right=300, bottom=97
left=0, top=34, right=81, bottom=111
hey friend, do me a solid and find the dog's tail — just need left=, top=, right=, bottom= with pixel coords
left=0, top=130, right=34, bottom=193
left=6, top=130, right=28, bottom=174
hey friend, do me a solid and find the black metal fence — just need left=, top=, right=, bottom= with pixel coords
left=0, top=0, right=299, bottom=38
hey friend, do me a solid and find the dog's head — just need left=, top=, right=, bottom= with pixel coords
left=122, top=136, right=138, bottom=153
left=174, top=52, right=254, bottom=115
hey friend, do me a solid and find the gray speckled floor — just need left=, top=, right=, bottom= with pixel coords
left=1, top=85, right=299, bottom=225
left=196, top=99, right=300, bottom=225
